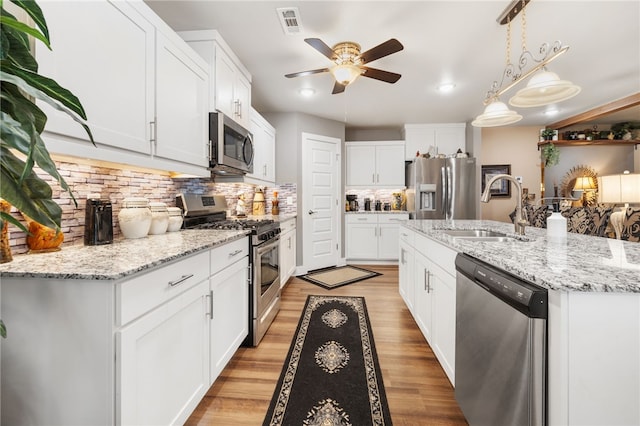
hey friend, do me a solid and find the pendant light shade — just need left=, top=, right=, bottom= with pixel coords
left=509, top=70, right=581, bottom=107
left=472, top=99, right=523, bottom=127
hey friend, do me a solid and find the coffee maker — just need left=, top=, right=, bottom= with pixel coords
left=84, top=195, right=113, bottom=245
left=346, top=194, right=358, bottom=211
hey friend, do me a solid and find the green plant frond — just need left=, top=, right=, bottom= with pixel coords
left=9, top=0, right=49, bottom=43
left=0, top=210, right=26, bottom=232
left=2, top=85, right=47, bottom=133
left=0, top=68, right=94, bottom=143
left=0, top=319, right=6, bottom=339
left=0, top=15, right=49, bottom=49
left=2, top=22, right=38, bottom=71
left=0, top=147, right=61, bottom=230
left=1, top=111, right=77, bottom=207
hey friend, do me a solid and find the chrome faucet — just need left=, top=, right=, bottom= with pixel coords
left=481, top=174, right=528, bottom=235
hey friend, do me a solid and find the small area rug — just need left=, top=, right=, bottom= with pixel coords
left=263, top=295, right=392, bottom=426
left=299, top=265, right=382, bottom=290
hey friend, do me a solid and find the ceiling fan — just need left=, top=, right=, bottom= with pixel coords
left=285, top=38, right=404, bottom=94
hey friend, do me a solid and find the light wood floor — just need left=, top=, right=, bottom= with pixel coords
left=185, top=265, right=468, bottom=425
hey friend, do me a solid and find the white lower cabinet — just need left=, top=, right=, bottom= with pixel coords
left=118, top=279, right=210, bottom=426
left=400, top=225, right=457, bottom=384
left=0, top=237, right=249, bottom=425
left=279, top=218, right=297, bottom=287
left=209, top=252, right=249, bottom=383
left=346, top=213, right=409, bottom=261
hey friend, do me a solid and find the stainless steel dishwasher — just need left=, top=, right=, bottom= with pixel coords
left=454, top=253, right=548, bottom=426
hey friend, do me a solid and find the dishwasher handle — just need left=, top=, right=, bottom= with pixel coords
left=455, top=253, right=547, bottom=319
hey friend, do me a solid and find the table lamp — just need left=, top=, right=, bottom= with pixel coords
left=598, top=171, right=640, bottom=239
left=573, top=176, right=596, bottom=207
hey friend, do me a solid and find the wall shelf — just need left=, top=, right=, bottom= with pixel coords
left=538, top=139, right=639, bottom=149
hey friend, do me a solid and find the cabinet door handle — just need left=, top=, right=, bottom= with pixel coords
left=377, top=173, right=380, bottom=183
left=288, top=236, right=291, bottom=249
left=426, top=270, right=431, bottom=293
left=229, top=249, right=243, bottom=257
left=205, top=290, right=213, bottom=319
left=168, top=274, right=193, bottom=287
left=424, top=269, right=428, bottom=291
left=357, top=218, right=368, bottom=221
left=149, top=121, right=156, bottom=144
left=372, top=173, right=376, bottom=183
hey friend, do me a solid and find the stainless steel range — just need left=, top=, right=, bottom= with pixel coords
left=177, top=193, right=281, bottom=347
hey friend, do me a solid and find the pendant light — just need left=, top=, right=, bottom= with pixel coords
left=471, top=98, right=522, bottom=127
left=473, top=0, right=581, bottom=127
left=509, top=69, right=581, bottom=107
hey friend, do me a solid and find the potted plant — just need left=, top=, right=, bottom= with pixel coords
left=540, top=128, right=556, bottom=141
left=1, top=0, right=94, bottom=335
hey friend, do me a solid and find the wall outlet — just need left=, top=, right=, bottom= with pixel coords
left=286, top=196, right=293, bottom=205
left=516, top=176, right=523, bottom=184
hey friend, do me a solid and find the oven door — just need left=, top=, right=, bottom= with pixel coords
left=255, top=237, right=280, bottom=318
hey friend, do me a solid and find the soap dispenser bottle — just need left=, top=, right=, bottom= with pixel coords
left=547, top=204, right=567, bottom=242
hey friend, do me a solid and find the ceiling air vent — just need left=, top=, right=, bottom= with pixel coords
left=276, top=7, right=303, bottom=35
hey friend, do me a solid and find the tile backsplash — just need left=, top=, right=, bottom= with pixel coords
left=6, top=160, right=296, bottom=255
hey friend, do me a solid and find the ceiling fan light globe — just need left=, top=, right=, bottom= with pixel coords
left=509, top=70, right=582, bottom=107
left=331, top=64, right=361, bottom=85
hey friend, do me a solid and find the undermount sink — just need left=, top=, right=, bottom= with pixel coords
left=442, top=229, right=520, bottom=242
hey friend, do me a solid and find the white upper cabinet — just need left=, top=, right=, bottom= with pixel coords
left=180, top=30, right=252, bottom=129
left=402, top=123, right=466, bottom=160
left=36, top=0, right=210, bottom=175
left=346, top=141, right=405, bottom=188
left=154, top=32, right=208, bottom=167
left=36, top=1, right=154, bottom=155
left=247, top=108, right=276, bottom=185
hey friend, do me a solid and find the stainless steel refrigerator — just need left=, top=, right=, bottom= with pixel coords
left=406, top=157, right=477, bottom=220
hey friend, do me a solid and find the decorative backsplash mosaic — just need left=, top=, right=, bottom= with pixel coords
left=6, top=160, right=297, bottom=255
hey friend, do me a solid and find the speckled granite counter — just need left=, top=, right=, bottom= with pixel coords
left=404, top=220, right=640, bottom=293
left=0, top=230, right=249, bottom=280
left=345, top=211, right=409, bottom=215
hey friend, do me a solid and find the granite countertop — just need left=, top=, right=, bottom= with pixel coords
left=346, top=210, right=409, bottom=214
left=0, top=230, right=249, bottom=280
left=404, top=220, right=640, bottom=293
left=229, top=213, right=297, bottom=221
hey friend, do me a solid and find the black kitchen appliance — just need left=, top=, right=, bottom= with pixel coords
left=178, top=193, right=281, bottom=347
left=346, top=194, right=358, bottom=211
left=209, top=112, right=254, bottom=176
left=84, top=196, right=113, bottom=245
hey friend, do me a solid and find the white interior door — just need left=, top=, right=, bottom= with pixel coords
left=302, top=133, right=341, bottom=272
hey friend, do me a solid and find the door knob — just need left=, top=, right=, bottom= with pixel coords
left=308, top=210, right=316, bottom=215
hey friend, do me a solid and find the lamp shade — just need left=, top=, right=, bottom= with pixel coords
left=598, top=173, right=640, bottom=204
left=573, top=176, right=596, bottom=191
left=471, top=99, right=522, bottom=127
left=509, top=70, right=581, bottom=107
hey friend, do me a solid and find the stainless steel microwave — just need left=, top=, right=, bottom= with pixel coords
left=209, top=112, right=254, bottom=175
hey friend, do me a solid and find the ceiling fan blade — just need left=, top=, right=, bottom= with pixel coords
left=360, top=66, right=402, bottom=84
left=305, top=38, right=336, bottom=61
left=332, top=81, right=346, bottom=95
left=358, top=38, right=404, bottom=64
left=285, top=68, right=330, bottom=78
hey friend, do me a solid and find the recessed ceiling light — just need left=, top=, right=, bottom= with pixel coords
left=299, top=88, right=315, bottom=97
left=544, top=108, right=559, bottom=116
left=437, top=82, right=456, bottom=93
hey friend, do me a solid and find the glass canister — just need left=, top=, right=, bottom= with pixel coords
left=118, top=197, right=152, bottom=239
left=148, top=202, right=169, bottom=235
left=166, top=207, right=184, bottom=232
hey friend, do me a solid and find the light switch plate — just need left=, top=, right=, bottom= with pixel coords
left=286, top=196, right=293, bottom=205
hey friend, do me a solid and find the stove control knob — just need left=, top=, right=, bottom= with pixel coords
left=259, top=233, right=267, bottom=241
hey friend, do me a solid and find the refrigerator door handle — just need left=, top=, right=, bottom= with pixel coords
left=447, top=166, right=453, bottom=220
left=441, top=166, right=447, bottom=216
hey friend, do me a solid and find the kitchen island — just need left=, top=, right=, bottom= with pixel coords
left=401, top=219, right=640, bottom=426
left=0, top=230, right=250, bottom=426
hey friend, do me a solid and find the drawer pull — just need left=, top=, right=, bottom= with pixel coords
left=357, top=218, right=368, bottom=221
left=168, top=274, right=194, bottom=287
left=229, top=249, right=243, bottom=257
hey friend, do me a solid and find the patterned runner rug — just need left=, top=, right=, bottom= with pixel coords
left=263, top=295, right=392, bottom=425
left=299, top=265, right=382, bottom=290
